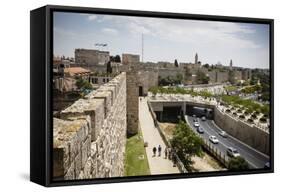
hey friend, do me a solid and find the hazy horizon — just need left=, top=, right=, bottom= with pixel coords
left=54, top=12, right=270, bottom=69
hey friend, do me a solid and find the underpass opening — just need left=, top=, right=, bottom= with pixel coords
left=155, top=106, right=182, bottom=123
left=186, top=105, right=214, bottom=120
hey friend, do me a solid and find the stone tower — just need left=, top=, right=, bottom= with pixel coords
left=195, top=53, right=198, bottom=64
left=126, top=69, right=139, bottom=136
left=230, top=59, right=233, bottom=70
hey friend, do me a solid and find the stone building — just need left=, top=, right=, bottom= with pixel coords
left=122, top=53, right=140, bottom=65
left=89, top=76, right=112, bottom=86
left=75, top=49, right=110, bottom=67
left=241, top=69, right=252, bottom=80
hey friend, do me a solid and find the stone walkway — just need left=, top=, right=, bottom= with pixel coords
left=139, top=97, right=179, bottom=175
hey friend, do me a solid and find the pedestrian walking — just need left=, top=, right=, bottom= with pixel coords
left=164, top=147, right=168, bottom=159
left=168, top=147, right=172, bottom=160
left=158, top=145, right=162, bottom=157
left=172, top=152, right=177, bottom=167
left=152, top=147, right=157, bottom=157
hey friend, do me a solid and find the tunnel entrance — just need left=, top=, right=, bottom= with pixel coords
left=186, top=105, right=213, bottom=120
left=155, top=106, right=182, bottom=123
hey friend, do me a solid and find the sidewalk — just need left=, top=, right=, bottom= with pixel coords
left=139, top=97, right=179, bottom=175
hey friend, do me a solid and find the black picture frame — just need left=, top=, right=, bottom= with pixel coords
left=30, top=5, right=274, bottom=187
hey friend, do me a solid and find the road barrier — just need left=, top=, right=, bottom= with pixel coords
left=202, top=139, right=229, bottom=167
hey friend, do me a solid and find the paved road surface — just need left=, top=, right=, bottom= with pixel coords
left=185, top=115, right=269, bottom=168
left=139, top=97, right=179, bottom=175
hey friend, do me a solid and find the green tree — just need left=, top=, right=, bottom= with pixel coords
left=175, top=73, right=183, bottom=84
left=76, top=78, right=92, bottom=90
left=170, top=121, right=203, bottom=171
left=174, top=59, right=179, bottom=67
left=203, top=64, right=210, bottom=68
left=228, top=156, right=249, bottom=171
left=115, top=55, right=121, bottom=62
left=106, top=61, right=112, bottom=74
left=196, top=70, right=209, bottom=84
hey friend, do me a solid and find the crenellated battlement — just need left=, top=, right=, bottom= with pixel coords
left=53, top=72, right=127, bottom=180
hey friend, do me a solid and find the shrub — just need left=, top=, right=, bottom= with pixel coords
left=251, top=114, right=257, bottom=119
left=247, top=118, right=254, bottom=123
left=239, top=115, right=245, bottom=119
left=228, top=157, right=249, bottom=171
left=254, top=111, right=260, bottom=115
left=259, top=117, right=267, bottom=123
left=263, top=114, right=269, bottom=119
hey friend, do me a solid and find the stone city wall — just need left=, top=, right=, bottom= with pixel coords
left=53, top=72, right=127, bottom=180
left=158, top=68, right=184, bottom=79
left=214, top=107, right=269, bottom=155
left=126, top=70, right=139, bottom=136
left=137, top=70, right=158, bottom=96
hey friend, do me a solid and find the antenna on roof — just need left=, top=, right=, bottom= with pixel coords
left=141, top=33, right=144, bottom=62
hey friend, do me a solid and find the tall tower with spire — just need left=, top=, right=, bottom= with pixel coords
left=195, top=53, right=198, bottom=64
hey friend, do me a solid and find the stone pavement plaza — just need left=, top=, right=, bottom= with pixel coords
left=139, top=97, right=180, bottom=175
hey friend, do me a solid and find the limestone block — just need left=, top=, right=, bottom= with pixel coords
left=93, top=91, right=112, bottom=117
left=74, top=153, right=82, bottom=179
left=91, top=141, right=97, bottom=156
left=81, top=136, right=91, bottom=169
left=64, top=162, right=75, bottom=180
left=83, top=157, right=93, bottom=179
left=69, top=133, right=80, bottom=163
left=97, top=85, right=116, bottom=105
left=78, top=170, right=84, bottom=179
left=61, top=98, right=105, bottom=141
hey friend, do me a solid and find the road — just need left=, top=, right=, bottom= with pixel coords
left=185, top=115, right=269, bottom=169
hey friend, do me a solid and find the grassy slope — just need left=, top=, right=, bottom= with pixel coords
left=124, top=131, right=150, bottom=176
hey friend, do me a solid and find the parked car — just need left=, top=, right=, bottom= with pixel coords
left=209, top=135, right=219, bottom=144
left=219, top=130, right=228, bottom=138
left=197, top=127, right=204, bottom=134
left=194, top=122, right=200, bottom=127
left=264, top=162, right=270, bottom=169
left=227, top=147, right=240, bottom=157
left=201, top=116, right=206, bottom=121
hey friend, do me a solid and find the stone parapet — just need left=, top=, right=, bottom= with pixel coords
left=53, top=72, right=127, bottom=180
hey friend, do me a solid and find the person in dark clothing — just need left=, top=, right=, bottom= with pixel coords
left=158, top=145, right=162, bottom=157
left=152, top=147, right=157, bottom=157
left=168, top=147, right=172, bottom=160
left=171, top=151, right=177, bottom=167
left=164, top=147, right=168, bottom=159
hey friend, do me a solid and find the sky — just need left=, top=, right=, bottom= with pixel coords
left=53, top=11, right=270, bottom=69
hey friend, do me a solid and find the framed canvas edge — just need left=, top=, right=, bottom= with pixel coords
left=30, top=5, right=274, bottom=187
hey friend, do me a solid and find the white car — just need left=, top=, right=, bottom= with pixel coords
left=227, top=147, right=240, bottom=157
left=219, top=130, right=228, bottom=138
left=209, top=135, right=219, bottom=144
left=194, top=122, right=200, bottom=127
